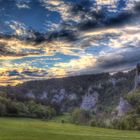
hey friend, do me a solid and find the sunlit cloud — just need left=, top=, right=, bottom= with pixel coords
left=40, top=0, right=82, bottom=22
left=108, top=25, right=140, bottom=48
left=49, top=55, right=97, bottom=76
left=9, top=21, right=33, bottom=37
left=0, top=36, right=82, bottom=57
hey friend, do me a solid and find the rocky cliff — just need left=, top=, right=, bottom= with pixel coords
left=134, top=64, right=140, bottom=90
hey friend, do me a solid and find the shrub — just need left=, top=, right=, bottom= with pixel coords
left=112, top=114, right=139, bottom=130
left=72, top=108, right=91, bottom=125
left=61, top=119, right=65, bottom=123
left=90, top=119, right=97, bottom=127
left=0, top=103, right=6, bottom=116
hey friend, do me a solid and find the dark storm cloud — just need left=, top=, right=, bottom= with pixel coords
left=74, top=1, right=140, bottom=31
left=17, top=29, right=78, bottom=43
left=46, top=29, right=78, bottom=42
left=70, top=0, right=94, bottom=16
left=0, top=46, right=15, bottom=56
left=38, top=0, right=140, bottom=42
left=97, top=47, right=140, bottom=71
left=134, top=2, right=140, bottom=12
left=0, top=45, right=39, bottom=57
left=1, top=0, right=139, bottom=45
left=0, top=0, right=139, bottom=56
left=0, top=33, right=42, bottom=57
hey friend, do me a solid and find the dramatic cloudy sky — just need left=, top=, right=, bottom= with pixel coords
left=0, top=0, right=140, bottom=86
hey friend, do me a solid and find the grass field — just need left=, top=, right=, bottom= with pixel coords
left=0, top=118, right=140, bottom=140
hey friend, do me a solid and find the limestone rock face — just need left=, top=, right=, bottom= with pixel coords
left=26, top=91, right=35, bottom=99
left=116, top=97, right=131, bottom=117
left=134, top=64, right=140, bottom=90
left=52, top=89, right=66, bottom=103
left=109, top=78, right=117, bottom=86
left=81, top=87, right=99, bottom=111
left=40, top=91, right=48, bottom=100
left=68, top=93, right=77, bottom=101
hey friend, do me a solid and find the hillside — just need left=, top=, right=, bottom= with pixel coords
left=1, top=71, right=135, bottom=111
left=0, top=66, right=139, bottom=130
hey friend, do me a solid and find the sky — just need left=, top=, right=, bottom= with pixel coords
left=0, top=0, right=140, bottom=86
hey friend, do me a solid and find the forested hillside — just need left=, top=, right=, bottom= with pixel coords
left=0, top=67, right=139, bottom=130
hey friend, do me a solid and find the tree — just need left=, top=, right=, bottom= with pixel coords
left=34, top=104, right=48, bottom=118
left=15, top=102, right=29, bottom=116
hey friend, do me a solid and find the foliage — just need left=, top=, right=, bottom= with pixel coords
left=0, top=103, right=6, bottom=116
left=127, top=90, right=140, bottom=114
left=111, top=90, right=140, bottom=130
left=0, top=96, right=56, bottom=119
left=71, top=108, right=91, bottom=125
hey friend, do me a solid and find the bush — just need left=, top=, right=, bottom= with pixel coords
left=72, top=108, right=91, bottom=125
left=112, top=114, right=139, bottom=130
left=0, top=103, right=6, bottom=116
left=61, top=119, right=65, bottom=123
left=90, top=119, right=97, bottom=127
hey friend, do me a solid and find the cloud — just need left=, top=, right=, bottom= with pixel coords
left=0, top=0, right=140, bottom=85
left=76, top=3, right=140, bottom=31
left=48, top=46, right=140, bottom=77
left=96, top=47, right=140, bottom=73
left=46, top=23, right=140, bottom=76
left=0, top=67, right=49, bottom=86
left=48, top=55, right=97, bottom=76
left=0, top=36, right=41, bottom=57
left=0, top=34, right=79, bottom=57
left=1, top=23, right=140, bottom=79
left=38, top=0, right=140, bottom=46
left=47, top=29, right=78, bottom=42
left=16, top=3, right=30, bottom=9
left=106, top=25, right=140, bottom=49
left=16, top=0, right=31, bottom=9
left=8, top=21, right=35, bottom=38
left=40, top=0, right=72, bottom=21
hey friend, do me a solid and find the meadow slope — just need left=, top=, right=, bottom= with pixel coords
left=0, top=118, right=140, bottom=140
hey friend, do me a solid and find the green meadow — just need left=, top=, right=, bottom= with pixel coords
left=0, top=118, right=139, bottom=140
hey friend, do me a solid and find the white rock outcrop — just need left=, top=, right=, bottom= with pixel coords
left=109, top=78, right=117, bottom=86
left=40, top=91, right=48, bottom=100
left=26, top=91, right=35, bottom=99
left=81, top=87, right=99, bottom=111
left=68, top=93, right=77, bottom=100
left=52, top=89, right=66, bottom=103
left=134, top=64, right=140, bottom=90
left=116, top=97, right=131, bottom=117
